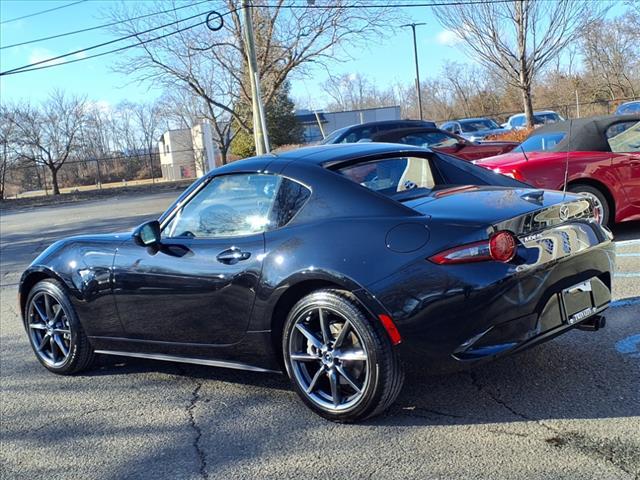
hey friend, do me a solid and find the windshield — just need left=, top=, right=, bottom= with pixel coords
left=320, top=127, right=348, bottom=144
left=520, top=132, right=566, bottom=152
left=616, top=102, right=640, bottom=115
left=460, top=119, right=500, bottom=132
left=536, top=113, right=561, bottom=123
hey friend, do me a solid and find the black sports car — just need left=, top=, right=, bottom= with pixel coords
left=19, top=143, right=614, bottom=422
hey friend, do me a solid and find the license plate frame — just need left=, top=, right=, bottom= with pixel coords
left=561, top=279, right=596, bottom=325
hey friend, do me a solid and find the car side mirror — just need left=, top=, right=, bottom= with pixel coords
left=133, top=220, right=161, bottom=247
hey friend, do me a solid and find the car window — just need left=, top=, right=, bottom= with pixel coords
left=270, top=178, right=311, bottom=226
left=441, top=123, right=454, bottom=132
left=399, top=132, right=459, bottom=149
left=511, top=116, right=525, bottom=127
left=163, top=174, right=282, bottom=239
left=342, top=126, right=377, bottom=143
left=616, top=102, right=640, bottom=115
left=537, top=113, right=561, bottom=123
left=337, top=157, right=436, bottom=197
left=520, top=132, right=566, bottom=152
left=460, top=119, right=499, bottom=132
left=320, top=127, right=348, bottom=144
left=606, top=121, right=640, bottom=153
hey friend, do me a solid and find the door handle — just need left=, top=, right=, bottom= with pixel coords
left=216, top=248, right=251, bottom=265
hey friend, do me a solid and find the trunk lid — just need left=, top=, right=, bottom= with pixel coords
left=403, top=185, right=594, bottom=235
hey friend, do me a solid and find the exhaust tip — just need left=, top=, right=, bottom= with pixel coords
left=576, top=315, right=606, bottom=332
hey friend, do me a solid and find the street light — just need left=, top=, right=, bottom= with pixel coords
left=401, top=22, right=426, bottom=120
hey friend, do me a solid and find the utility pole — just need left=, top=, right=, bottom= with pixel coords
left=242, top=0, right=270, bottom=154
left=402, top=23, right=426, bottom=120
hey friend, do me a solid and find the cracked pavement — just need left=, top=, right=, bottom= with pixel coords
left=1, top=192, right=639, bottom=480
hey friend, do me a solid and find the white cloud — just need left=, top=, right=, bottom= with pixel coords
left=435, top=30, right=462, bottom=47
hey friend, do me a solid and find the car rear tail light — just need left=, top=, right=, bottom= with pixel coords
left=429, top=231, right=517, bottom=265
left=489, top=231, right=517, bottom=262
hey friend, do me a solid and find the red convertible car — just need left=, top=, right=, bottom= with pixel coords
left=476, top=115, right=640, bottom=225
left=371, top=127, right=518, bottom=162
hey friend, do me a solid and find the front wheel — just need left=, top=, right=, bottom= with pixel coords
left=24, top=279, right=95, bottom=375
left=283, top=290, right=404, bottom=422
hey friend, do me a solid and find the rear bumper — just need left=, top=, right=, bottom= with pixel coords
left=369, top=234, right=615, bottom=365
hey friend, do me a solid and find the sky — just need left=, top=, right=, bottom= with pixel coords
left=0, top=0, right=628, bottom=112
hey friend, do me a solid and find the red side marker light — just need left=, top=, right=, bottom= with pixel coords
left=378, top=314, right=402, bottom=345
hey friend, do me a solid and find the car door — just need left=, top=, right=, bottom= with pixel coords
left=607, top=120, right=640, bottom=206
left=112, top=173, right=283, bottom=346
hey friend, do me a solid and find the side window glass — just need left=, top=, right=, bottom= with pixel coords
left=512, top=116, right=525, bottom=127
left=270, top=178, right=311, bottom=227
left=163, top=174, right=281, bottom=239
left=606, top=121, right=640, bottom=152
left=343, top=127, right=376, bottom=143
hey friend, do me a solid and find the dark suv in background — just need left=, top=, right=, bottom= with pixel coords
left=321, top=119, right=436, bottom=144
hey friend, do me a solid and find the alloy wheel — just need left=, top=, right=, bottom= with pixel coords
left=578, top=191, right=605, bottom=224
left=288, top=306, right=370, bottom=412
left=27, top=292, right=72, bottom=368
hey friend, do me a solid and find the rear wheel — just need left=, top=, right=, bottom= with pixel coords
left=568, top=184, right=610, bottom=225
left=24, top=279, right=95, bottom=375
left=283, top=290, right=404, bottom=422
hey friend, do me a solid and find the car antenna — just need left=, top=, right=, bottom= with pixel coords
left=562, top=118, right=573, bottom=200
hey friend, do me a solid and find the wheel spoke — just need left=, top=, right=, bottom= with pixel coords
left=29, top=323, right=47, bottom=331
left=49, top=336, right=57, bottom=361
left=54, top=335, right=69, bottom=357
left=290, top=352, right=319, bottom=362
left=336, top=365, right=362, bottom=394
left=295, top=323, right=322, bottom=349
left=37, top=333, right=51, bottom=351
left=318, top=308, right=332, bottom=344
left=33, top=302, right=47, bottom=322
left=306, top=367, right=324, bottom=394
left=335, top=348, right=367, bottom=362
left=333, top=321, right=350, bottom=348
left=44, top=295, right=54, bottom=322
left=328, top=369, right=341, bottom=407
left=51, top=305, right=63, bottom=325
left=53, top=328, right=71, bottom=335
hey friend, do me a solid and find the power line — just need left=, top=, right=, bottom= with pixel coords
left=0, top=0, right=87, bottom=25
left=0, top=9, right=213, bottom=76
left=0, top=0, right=519, bottom=77
left=1, top=0, right=212, bottom=50
left=0, top=18, right=209, bottom=76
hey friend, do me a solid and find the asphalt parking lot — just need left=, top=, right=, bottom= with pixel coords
left=1, top=192, right=639, bottom=480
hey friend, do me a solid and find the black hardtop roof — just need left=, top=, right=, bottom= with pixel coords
left=214, top=143, right=431, bottom=174
left=527, top=114, right=640, bottom=152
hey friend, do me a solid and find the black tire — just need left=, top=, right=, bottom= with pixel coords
left=282, top=289, right=404, bottom=422
left=24, top=279, right=95, bottom=375
left=568, top=184, right=610, bottom=225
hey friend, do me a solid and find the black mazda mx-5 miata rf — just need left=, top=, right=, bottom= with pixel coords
left=20, top=143, right=614, bottom=422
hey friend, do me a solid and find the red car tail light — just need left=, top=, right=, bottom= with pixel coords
left=489, top=231, right=517, bottom=262
left=429, top=231, right=517, bottom=265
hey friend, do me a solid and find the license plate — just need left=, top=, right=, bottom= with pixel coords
left=562, top=279, right=596, bottom=325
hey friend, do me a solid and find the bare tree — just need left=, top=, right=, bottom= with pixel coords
left=322, top=73, right=395, bottom=112
left=0, top=105, right=18, bottom=199
left=581, top=12, right=640, bottom=101
left=8, top=91, right=86, bottom=195
left=434, top=0, right=606, bottom=126
left=108, top=0, right=399, bottom=162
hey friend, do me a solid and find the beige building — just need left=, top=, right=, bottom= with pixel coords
left=158, top=122, right=220, bottom=181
